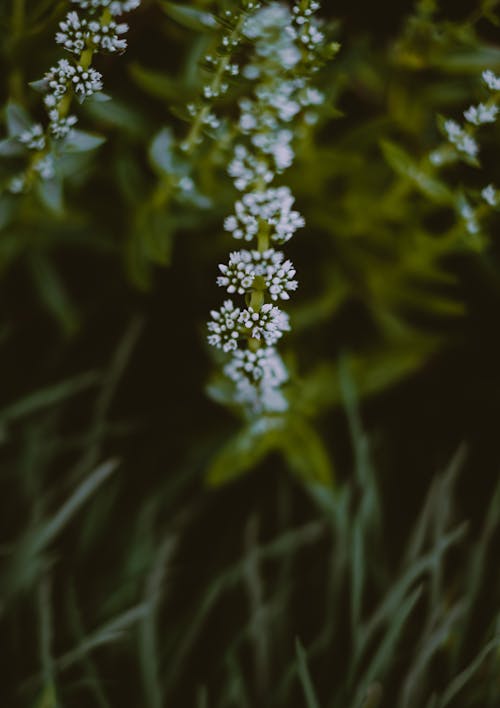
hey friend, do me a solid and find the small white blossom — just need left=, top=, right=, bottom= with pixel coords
left=217, top=248, right=297, bottom=300
left=55, top=11, right=88, bottom=54
left=228, top=144, right=274, bottom=191
left=72, top=65, right=103, bottom=98
left=244, top=4, right=299, bottom=67
left=224, top=187, right=304, bottom=244
left=225, top=346, right=289, bottom=414
left=43, top=59, right=103, bottom=103
left=252, top=128, right=295, bottom=171
left=18, top=124, right=45, bottom=151
left=90, top=19, right=129, bottom=53
left=71, top=0, right=140, bottom=15
left=217, top=251, right=255, bottom=295
left=34, top=154, right=56, bottom=180
left=443, top=119, right=461, bottom=140
left=459, top=199, right=479, bottom=235
left=207, top=300, right=241, bottom=352
left=202, top=111, right=220, bottom=129
left=8, top=175, right=27, bottom=194
left=238, top=303, right=290, bottom=345
left=56, top=11, right=129, bottom=56
left=444, top=119, right=479, bottom=158
left=225, top=346, right=288, bottom=387
left=48, top=111, right=78, bottom=139
left=482, top=184, right=498, bottom=207
left=483, top=70, right=500, bottom=92
left=254, top=249, right=298, bottom=300
left=232, top=376, right=289, bottom=413
left=463, top=103, right=498, bottom=126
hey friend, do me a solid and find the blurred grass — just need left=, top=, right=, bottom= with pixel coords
left=1, top=0, right=500, bottom=705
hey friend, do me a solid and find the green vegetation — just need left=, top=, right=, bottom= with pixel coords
left=1, top=1, right=500, bottom=706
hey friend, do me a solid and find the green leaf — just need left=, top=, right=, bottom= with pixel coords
left=206, top=419, right=284, bottom=486
left=29, top=78, right=48, bottom=93
left=148, top=127, right=176, bottom=176
left=63, top=129, right=106, bottom=153
left=34, top=459, right=118, bottom=551
left=142, top=209, right=174, bottom=265
left=280, top=417, right=334, bottom=486
left=0, top=371, right=99, bottom=425
left=437, top=635, right=500, bottom=707
left=295, top=638, right=321, bottom=708
left=5, top=101, right=32, bottom=137
left=381, top=140, right=453, bottom=204
left=34, top=684, right=57, bottom=708
left=29, top=253, right=79, bottom=335
left=0, top=193, right=16, bottom=230
left=35, top=176, right=63, bottom=214
left=84, top=98, right=149, bottom=139
left=161, top=2, right=217, bottom=31
left=0, top=137, right=25, bottom=157
left=130, top=64, right=192, bottom=102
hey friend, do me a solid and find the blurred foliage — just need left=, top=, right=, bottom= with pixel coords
left=1, top=0, right=500, bottom=706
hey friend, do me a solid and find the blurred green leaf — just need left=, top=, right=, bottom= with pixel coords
left=207, top=419, right=284, bottom=485
left=381, top=140, right=453, bottom=204
left=63, top=130, right=106, bottom=153
left=161, top=2, right=217, bottom=31
left=5, top=101, right=31, bottom=137
left=29, top=253, right=78, bottom=334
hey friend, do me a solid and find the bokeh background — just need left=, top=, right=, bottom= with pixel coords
left=1, top=0, right=500, bottom=706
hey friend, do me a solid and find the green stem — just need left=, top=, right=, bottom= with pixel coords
left=184, top=13, right=246, bottom=154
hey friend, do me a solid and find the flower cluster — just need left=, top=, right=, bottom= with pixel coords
left=224, top=187, right=305, bottom=243
left=206, top=1, right=328, bottom=415
left=56, top=10, right=129, bottom=55
left=429, top=69, right=500, bottom=238
left=217, top=249, right=298, bottom=301
left=8, top=0, right=140, bottom=194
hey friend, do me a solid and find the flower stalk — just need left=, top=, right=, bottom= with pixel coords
left=207, top=0, right=334, bottom=416
left=7, top=0, right=141, bottom=195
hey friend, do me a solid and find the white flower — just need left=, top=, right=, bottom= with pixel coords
left=252, top=128, right=295, bottom=171
left=254, top=249, right=298, bottom=300
left=18, top=124, right=45, bottom=151
left=246, top=379, right=290, bottom=413
left=72, top=65, right=103, bottom=98
left=34, top=154, right=56, bottom=180
left=8, top=175, right=27, bottom=194
left=89, top=19, right=129, bottom=53
left=238, top=304, right=290, bottom=345
left=71, top=0, right=140, bottom=15
left=232, top=376, right=289, bottom=413
left=225, top=346, right=288, bottom=387
left=48, top=111, right=78, bottom=139
left=228, top=144, right=274, bottom=191
left=207, top=300, right=241, bottom=352
left=459, top=199, right=479, bottom=235
left=43, top=59, right=102, bottom=103
left=481, top=184, right=498, bottom=207
left=226, top=346, right=289, bottom=414
left=224, top=187, right=304, bottom=244
left=55, top=11, right=88, bottom=54
left=217, top=251, right=256, bottom=294
left=463, top=103, right=498, bottom=126
left=444, top=119, right=478, bottom=158
left=244, top=4, right=303, bottom=70
left=217, top=248, right=298, bottom=300
left=443, top=119, right=461, bottom=140
left=483, top=70, right=500, bottom=92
